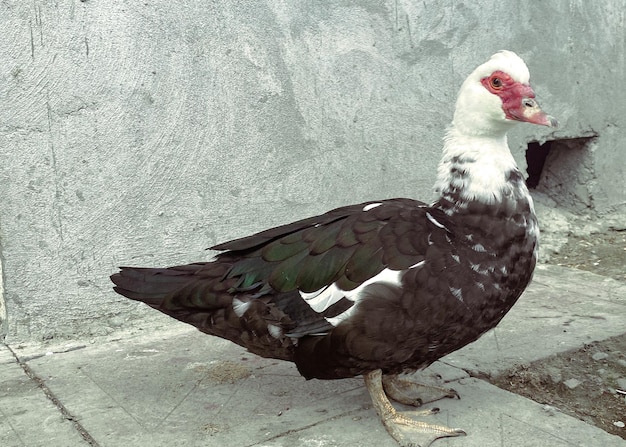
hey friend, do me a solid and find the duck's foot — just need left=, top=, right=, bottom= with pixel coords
left=382, top=373, right=460, bottom=407
left=364, top=369, right=466, bottom=447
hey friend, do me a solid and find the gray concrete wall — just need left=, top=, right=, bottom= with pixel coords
left=1, top=0, right=624, bottom=342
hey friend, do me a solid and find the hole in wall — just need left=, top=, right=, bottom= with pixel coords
left=525, top=141, right=550, bottom=189
left=525, top=136, right=597, bottom=212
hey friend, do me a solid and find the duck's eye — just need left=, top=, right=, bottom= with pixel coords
left=490, top=76, right=503, bottom=89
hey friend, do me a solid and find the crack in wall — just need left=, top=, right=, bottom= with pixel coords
left=0, top=243, right=6, bottom=341
left=0, top=211, right=6, bottom=340
left=4, top=343, right=100, bottom=446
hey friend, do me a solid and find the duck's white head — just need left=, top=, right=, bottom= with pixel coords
left=435, top=51, right=558, bottom=206
left=452, top=50, right=558, bottom=137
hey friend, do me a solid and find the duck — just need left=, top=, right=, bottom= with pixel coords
left=111, top=50, right=557, bottom=447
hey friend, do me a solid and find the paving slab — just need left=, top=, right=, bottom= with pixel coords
left=0, top=345, right=87, bottom=447
left=1, top=265, right=625, bottom=446
left=10, top=330, right=626, bottom=447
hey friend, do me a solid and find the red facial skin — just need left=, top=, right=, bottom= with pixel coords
left=481, top=70, right=554, bottom=127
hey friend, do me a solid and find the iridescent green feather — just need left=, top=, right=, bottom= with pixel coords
left=296, top=246, right=355, bottom=293
left=262, top=239, right=310, bottom=262
left=307, top=222, right=342, bottom=255
left=344, top=243, right=385, bottom=284
left=268, top=250, right=311, bottom=291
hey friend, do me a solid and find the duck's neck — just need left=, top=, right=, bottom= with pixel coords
left=433, top=125, right=532, bottom=214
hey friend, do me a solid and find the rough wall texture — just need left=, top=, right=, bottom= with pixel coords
left=0, top=0, right=624, bottom=342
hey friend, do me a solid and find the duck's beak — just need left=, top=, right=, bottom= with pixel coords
left=508, top=97, right=558, bottom=128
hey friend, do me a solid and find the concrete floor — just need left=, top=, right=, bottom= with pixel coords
left=1, top=264, right=625, bottom=447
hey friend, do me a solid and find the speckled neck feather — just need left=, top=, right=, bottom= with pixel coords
left=434, top=129, right=530, bottom=209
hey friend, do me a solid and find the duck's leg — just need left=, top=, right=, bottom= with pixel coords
left=382, top=373, right=460, bottom=407
left=364, top=369, right=466, bottom=447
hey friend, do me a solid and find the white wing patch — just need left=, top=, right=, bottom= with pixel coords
left=299, top=284, right=346, bottom=313
left=449, top=286, right=464, bottom=302
left=232, top=297, right=252, bottom=317
left=299, top=268, right=403, bottom=326
left=325, top=306, right=358, bottom=327
left=267, top=324, right=283, bottom=339
left=363, top=202, right=383, bottom=211
left=409, top=260, right=426, bottom=269
left=426, top=211, right=447, bottom=229
left=343, top=268, right=403, bottom=299
left=470, top=262, right=493, bottom=275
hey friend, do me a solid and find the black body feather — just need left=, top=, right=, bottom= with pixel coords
left=111, top=186, right=537, bottom=379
